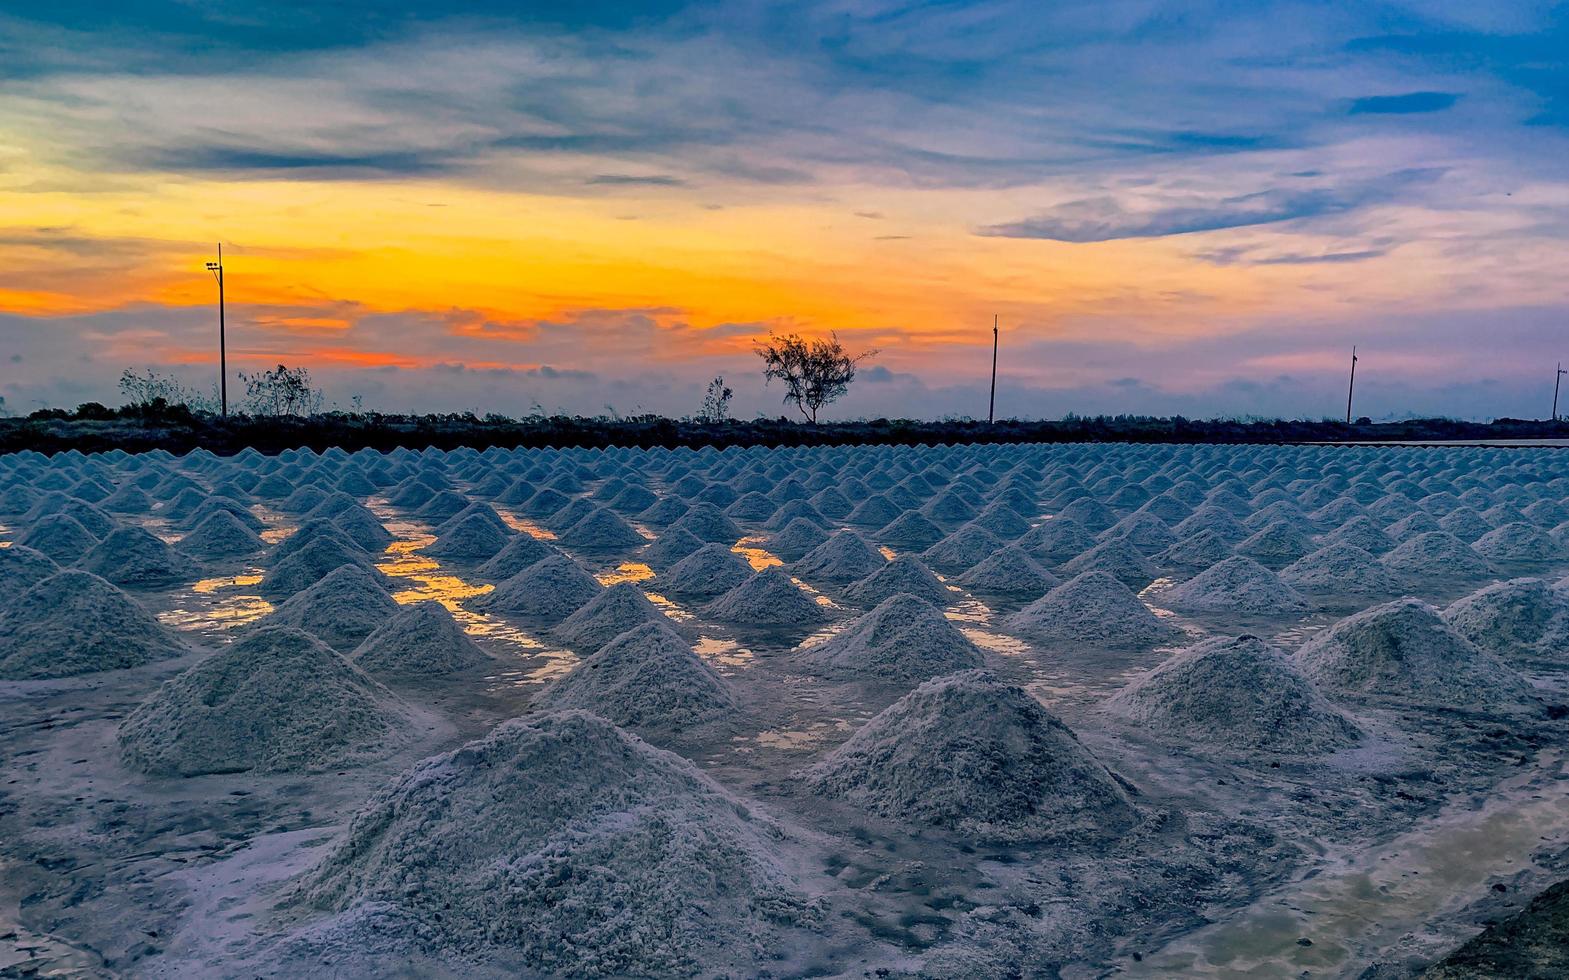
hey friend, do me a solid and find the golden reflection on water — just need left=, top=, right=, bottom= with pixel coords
left=597, top=561, right=654, bottom=586
left=160, top=598, right=275, bottom=632
left=749, top=718, right=852, bottom=750
left=193, top=573, right=263, bottom=594
left=877, top=545, right=897, bottom=561
left=731, top=536, right=783, bottom=571
left=693, top=635, right=754, bottom=669
left=962, top=627, right=1030, bottom=656
left=499, top=511, right=557, bottom=540
left=377, top=537, right=495, bottom=608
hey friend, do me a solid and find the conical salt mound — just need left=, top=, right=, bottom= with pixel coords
left=630, top=528, right=699, bottom=570
left=1442, top=579, right=1569, bottom=664
left=1020, top=518, right=1096, bottom=563
left=552, top=582, right=675, bottom=651
left=1291, top=598, right=1535, bottom=709
left=956, top=545, right=1060, bottom=597
left=1234, top=521, right=1311, bottom=567
left=0, top=571, right=194, bottom=679
left=265, top=564, right=400, bottom=652
left=875, top=511, right=945, bottom=550
left=77, top=525, right=198, bottom=588
left=1323, top=515, right=1396, bottom=555
left=1381, top=531, right=1492, bottom=578
left=1106, top=635, right=1361, bottom=753
left=0, top=544, right=59, bottom=594
left=660, top=543, right=754, bottom=598
left=475, top=533, right=557, bottom=581
left=352, top=601, right=490, bottom=676
left=922, top=524, right=1004, bottom=573
left=178, top=510, right=267, bottom=560
left=473, top=554, right=602, bottom=624
left=1281, top=543, right=1401, bottom=596
left=1473, top=522, right=1565, bottom=563
left=844, top=554, right=953, bottom=607
left=767, top=518, right=830, bottom=561
left=18, top=514, right=100, bottom=563
left=1004, top=571, right=1179, bottom=648
left=801, top=670, right=1137, bottom=842
left=291, top=711, right=820, bottom=976
left=535, top=622, right=736, bottom=733
left=1058, top=536, right=1158, bottom=589
left=1157, top=530, right=1235, bottom=570
left=702, top=566, right=831, bottom=628
left=1163, top=556, right=1308, bottom=617
left=559, top=506, right=646, bottom=550
left=799, top=594, right=982, bottom=682
left=118, top=626, right=412, bottom=776
left=272, top=519, right=368, bottom=564
left=261, top=536, right=384, bottom=598
left=329, top=506, right=395, bottom=553
left=424, top=512, right=512, bottom=563
left=792, top=529, right=885, bottom=582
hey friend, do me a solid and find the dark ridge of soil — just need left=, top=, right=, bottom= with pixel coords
left=7, top=409, right=1569, bottom=455
left=1423, top=878, right=1569, bottom=978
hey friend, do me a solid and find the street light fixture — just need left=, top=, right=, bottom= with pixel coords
left=206, top=244, right=226, bottom=416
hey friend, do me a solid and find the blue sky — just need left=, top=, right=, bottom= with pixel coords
left=0, top=1, right=1566, bottom=420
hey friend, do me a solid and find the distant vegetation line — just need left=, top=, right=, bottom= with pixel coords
left=4, top=405, right=1569, bottom=455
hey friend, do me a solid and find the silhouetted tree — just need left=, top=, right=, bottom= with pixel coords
left=698, top=377, right=733, bottom=422
left=239, top=365, right=323, bottom=417
left=756, top=332, right=876, bottom=423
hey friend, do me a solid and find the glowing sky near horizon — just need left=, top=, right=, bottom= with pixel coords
left=1, top=2, right=1568, bottom=420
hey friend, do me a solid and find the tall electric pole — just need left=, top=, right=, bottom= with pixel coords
left=988, top=314, right=998, bottom=424
left=1345, top=345, right=1358, bottom=424
left=1554, top=362, right=1566, bottom=422
left=205, top=245, right=227, bottom=416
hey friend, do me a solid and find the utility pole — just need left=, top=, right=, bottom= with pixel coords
left=1554, top=362, right=1567, bottom=422
left=205, top=245, right=227, bottom=416
left=988, top=314, right=998, bottom=424
left=1345, top=345, right=1358, bottom=424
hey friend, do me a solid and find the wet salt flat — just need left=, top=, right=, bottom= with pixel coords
left=1, top=441, right=1568, bottom=978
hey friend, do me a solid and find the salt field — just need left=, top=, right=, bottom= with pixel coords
left=2, top=441, right=1568, bottom=978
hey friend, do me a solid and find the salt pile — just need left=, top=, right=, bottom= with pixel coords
left=423, top=512, right=512, bottom=563
left=1321, top=516, right=1396, bottom=554
left=551, top=582, right=675, bottom=651
left=262, top=533, right=383, bottom=597
left=1163, top=556, right=1309, bottom=617
left=922, top=523, right=1004, bottom=573
left=534, top=622, right=736, bottom=733
left=77, top=525, right=198, bottom=588
left=843, top=554, right=953, bottom=607
left=1018, top=518, right=1095, bottom=563
left=1291, top=598, right=1535, bottom=708
left=801, top=670, right=1137, bottom=842
left=473, top=554, right=602, bottom=623
left=1473, top=521, right=1564, bottom=562
left=1280, top=543, right=1401, bottom=596
left=875, top=511, right=945, bottom=549
left=1233, top=521, right=1311, bottom=567
left=1157, top=530, right=1235, bottom=569
left=1442, top=578, right=1569, bottom=663
left=119, top=626, right=411, bottom=776
left=669, top=503, right=743, bottom=544
left=1106, top=635, right=1361, bottom=753
left=792, top=529, right=885, bottom=582
left=1004, top=571, right=1179, bottom=648
left=956, top=545, right=1059, bottom=596
left=265, top=564, right=401, bottom=651
left=475, top=533, right=557, bottom=580
left=1057, top=537, right=1158, bottom=589
left=559, top=506, right=646, bottom=550
left=0, top=544, right=59, bottom=594
left=178, top=510, right=267, bottom=560
left=291, top=711, right=819, bottom=977
left=766, top=518, right=830, bottom=561
left=702, top=567, right=831, bottom=628
left=352, top=601, right=491, bottom=676
left=0, top=568, right=193, bottom=680
left=798, top=593, right=983, bottom=682
left=1380, top=531, right=1493, bottom=578
left=660, top=543, right=755, bottom=598
left=18, top=514, right=100, bottom=563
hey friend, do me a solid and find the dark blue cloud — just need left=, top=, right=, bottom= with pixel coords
left=976, top=168, right=1444, bottom=242
left=585, top=173, right=686, bottom=186
left=121, top=146, right=456, bottom=179
left=1348, top=91, right=1460, bottom=114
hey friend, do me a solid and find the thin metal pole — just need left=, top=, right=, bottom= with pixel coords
left=1554, top=362, right=1565, bottom=422
left=217, top=243, right=227, bottom=416
left=1345, top=345, right=1358, bottom=424
left=988, top=314, right=998, bottom=424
